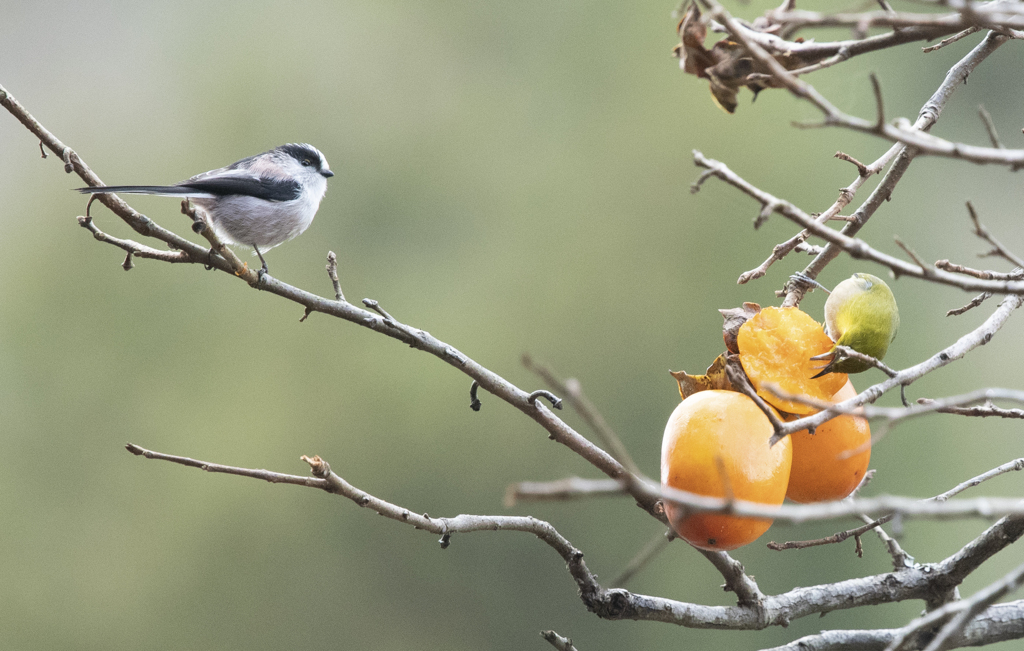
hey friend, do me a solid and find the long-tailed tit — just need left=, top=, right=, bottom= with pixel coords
left=77, top=143, right=334, bottom=275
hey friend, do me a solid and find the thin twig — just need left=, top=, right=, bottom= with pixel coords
left=469, top=380, right=482, bottom=412
left=893, top=235, right=930, bottom=273
left=860, top=511, right=913, bottom=569
left=125, top=442, right=1024, bottom=630
left=610, top=530, right=673, bottom=588
left=764, top=293, right=1023, bottom=446
left=935, top=260, right=1023, bottom=281
left=704, top=30, right=1007, bottom=307
left=765, top=384, right=1024, bottom=449
left=695, top=151, right=1024, bottom=296
left=767, top=522, right=874, bottom=551
left=870, top=72, right=885, bottom=130
left=540, top=630, right=580, bottom=651
left=738, top=142, right=902, bottom=285
left=935, top=458, right=1024, bottom=502
left=769, top=7, right=1024, bottom=34
left=725, top=361, right=787, bottom=433
left=523, top=355, right=641, bottom=476
left=76, top=216, right=191, bottom=264
left=925, top=399, right=1024, bottom=419
left=326, top=251, right=346, bottom=302
left=831, top=346, right=900, bottom=378
left=977, top=104, right=1005, bottom=149
left=922, top=26, right=982, bottom=53
left=504, top=477, right=625, bottom=507
left=834, top=151, right=871, bottom=177
left=946, top=292, right=993, bottom=316
left=967, top=201, right=1024, bottom=269
left=126, top=443, right=602, bottom=594
left=656, top=479, right=1024, bottom=525
left=770, top=460, right=1024, bottom=564
left=528, top=390, right=564, bottom=410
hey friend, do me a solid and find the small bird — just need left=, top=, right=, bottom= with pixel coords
left=793, top=272, right=900, bottom=378
left=77, top=143, right=334, bottom=275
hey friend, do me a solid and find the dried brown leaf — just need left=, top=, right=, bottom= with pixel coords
left=721, top=302, right=762, bottom=354
left=673, top=2, right=821, bottom=113
left=671, top=353, right=733, bottom=399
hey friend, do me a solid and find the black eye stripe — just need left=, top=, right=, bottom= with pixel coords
left=278, top=143, right=324, bottom=169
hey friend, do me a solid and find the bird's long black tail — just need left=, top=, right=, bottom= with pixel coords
left=76, top=185, right=195, bottom=196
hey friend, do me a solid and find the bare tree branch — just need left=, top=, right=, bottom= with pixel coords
left=885, top=561, right=1024, bottom=651
left=77, top=215, right=191, bottom=264
left=770, top=459, right=1024, bottom=559
left=923, top=26, right=983, bottom=53
left=124, top=441, right=1024, bottom=633
left=936, top=514, right=1024, bottom=603
left=699, top=3, right=1021, bottom=166
left=738, top=143, right=903, bottom=284
left=125, top=443, right=603, bottom=597
left=765, top=386, right=1024, bottom=434
left=945, top=291, right=994, bottom=316
left=758, top=296, right=1024, bottom=446
left=713, top=6, right=965, bottom=58
left=694, top=151, right=1024, bottom=296
left=697, top=549, right=765, bottom=607
left=541, top=630, right=580, bottom=651
left=325, top=250, right=346, bottom=302
left=977, top=104, right=1006, bottom=149
left=762, top=602, right=1024, bottom=650
left=697, top=25, right=1016, bottom=315
left=504, top=477, right=625, bottom=506
left=936, top=260, right=1023, bottom=281
left=924, top=399, right=1024, bottom=419
left=768, top=5, right=1024, bottom=35
left=653, top=481, right=1024, bottom=525
left=966, top=201, right=1024, bottom=269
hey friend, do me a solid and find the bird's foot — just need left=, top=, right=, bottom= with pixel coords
left=253, top=245, right=270, bottom=285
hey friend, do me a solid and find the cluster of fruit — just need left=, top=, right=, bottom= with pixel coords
left=661, top=306, right=872, bottom=551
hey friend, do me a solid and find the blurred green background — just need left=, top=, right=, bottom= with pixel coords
left=2, top=1, right=1023, bottom=649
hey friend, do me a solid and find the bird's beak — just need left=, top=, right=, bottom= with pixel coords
left=321, top=169, right=335, bottom=178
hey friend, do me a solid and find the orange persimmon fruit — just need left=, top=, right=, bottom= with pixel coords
left=737, top=306, right=847, bottom=415
left=660, top=390, right=792, bottom=551
left=786, top=380, right=871, bottom=503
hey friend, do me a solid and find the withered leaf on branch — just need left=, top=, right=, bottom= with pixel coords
left=721, top=302, right=762, bottom=354
left=670, top=302, right=764, bottom=400
left=675, top=2, right=717, bottom=78
left=672, top=2, right=819, bottom=113
left=671, top=352, right=733, bottom=399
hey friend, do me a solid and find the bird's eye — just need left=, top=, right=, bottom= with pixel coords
left=301, top=159, right=312, bottom=167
